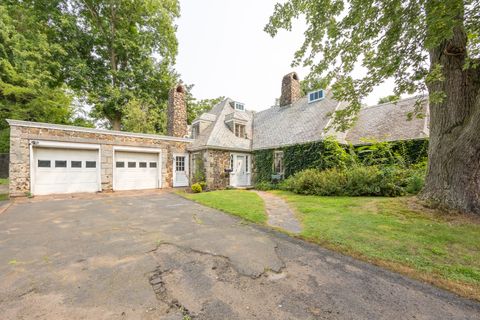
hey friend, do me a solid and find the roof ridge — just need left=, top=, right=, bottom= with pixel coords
left=362, top=94, right=427, bottom=111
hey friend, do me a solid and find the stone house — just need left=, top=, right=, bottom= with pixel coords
left=7, top=73, right=429, bottom=197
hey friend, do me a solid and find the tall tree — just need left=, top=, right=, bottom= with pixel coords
left=0, top=2, right=75, bottom=152
left=266, top=0, right=480, bottom=214
left=57, top=0, right=180, bottom=130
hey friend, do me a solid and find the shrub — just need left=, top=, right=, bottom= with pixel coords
left=191, top=183, right=202, bottom=193
left=281, top=165, right=426, bottom=197
left=254, top=181, right=278, bottom=191
left=198, top=181, right=207, bottom=191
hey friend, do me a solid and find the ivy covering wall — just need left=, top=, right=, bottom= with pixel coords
left=253, top=138, right=428, bottom=183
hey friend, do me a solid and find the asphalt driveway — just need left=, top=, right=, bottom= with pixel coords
left=0, top=191, right=479, bottom=320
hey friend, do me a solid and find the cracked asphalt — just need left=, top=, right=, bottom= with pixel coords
left=0, top=191, right=479, bottom=319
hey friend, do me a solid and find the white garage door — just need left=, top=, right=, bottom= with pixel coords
left=114, top=151, right=159, bottom=191
left=33, top=148, right=100, bottom=195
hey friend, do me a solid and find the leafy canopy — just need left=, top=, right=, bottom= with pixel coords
left=265, top=0, right=480, bottom=130
left=56, top=0, right=180, bottom=129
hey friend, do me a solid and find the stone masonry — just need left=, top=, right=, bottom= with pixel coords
left=167, top=84, right=188, bottom=138
left=204, top=150, right=231, bottom=189
left=8, top=122, right=191, bottom=197
left=279, top=72, right=302, bottom=107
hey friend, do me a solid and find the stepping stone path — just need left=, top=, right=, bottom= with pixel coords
left=253, top=191, right=302, bottom=234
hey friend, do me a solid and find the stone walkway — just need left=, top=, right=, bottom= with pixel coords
left=253, top=190, right=302, bottom=233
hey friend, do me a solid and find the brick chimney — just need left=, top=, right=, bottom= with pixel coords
left=167, top=84, right=188, bottom=137
left=279, top=72, right=302, bottom=107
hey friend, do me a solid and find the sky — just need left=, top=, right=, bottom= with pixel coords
left=175, top=0, right=395, bottom=112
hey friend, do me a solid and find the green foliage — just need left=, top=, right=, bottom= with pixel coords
left=121, top=99, right=163, bottom=134
left=254, top=139, right=428, bottom=184
left=253, top=149, right=274, bottom=182
left=265, top=0, right=479, bottom=129
left=198, top=181, right=207, bottom=191
left=191, top=183, right=202, bottom=193
left=54, top=0, right=180, bottom=130
left=181, top=190, right=267, bottom=224
left=378, top=95, right=400, bottom=104
left=192, top=156, right=206, bottom=184
left=281, top=164, right=426, bottom=197
left=0, top=2, right=93, bottom=152
left=276, top=191, right=480, bottom=294
left=254, top=181, right=279, bottom=191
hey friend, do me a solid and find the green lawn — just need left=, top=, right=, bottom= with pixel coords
left=272, top=190, right=480, bottom=301
left=0, top=178, right=8, bottom=185
left=180, top=190, right=267, bottom=224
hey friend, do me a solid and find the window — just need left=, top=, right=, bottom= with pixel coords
left=86, top=161, right=96, bottom=168
left=234, top=101, right=245, bottom=111
left=308, top=89, right=325, bottom=103
left=192, top=123, right=200, bottom=138
left=245, top=155, right=249, bottom=173
left=234, top=123, right=246, bottom=138
left=116, top=161, right=125, bottom=168
left=139, top=162, right=147, bottom=168
left=230, top=154, right=234, bottom=170
left=149, top=162, right=157, bottom=168
left=55, top=160, right=67, bottom=168
left=71, top=161, right=82, bottom=168
left=273, top=151, right=284, bottom=174
left=38, top=160, right=51, bottom=168
left=176, top=156, right=185, bottom=172
left=128, top=162, right=136, bottom=168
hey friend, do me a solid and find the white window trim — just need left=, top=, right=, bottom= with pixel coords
left=308, top=89, right=325, bottom=103
left=29, top=140, right=102, bottom=195
left=112, top=146, right=163, bottom=190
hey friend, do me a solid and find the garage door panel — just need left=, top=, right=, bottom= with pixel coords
left=114, top=151, right=159, bottom=191
left=33, top=147, right=99, bottom=195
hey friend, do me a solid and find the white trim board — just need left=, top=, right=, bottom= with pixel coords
left=8, top=119, right=194, bottom=143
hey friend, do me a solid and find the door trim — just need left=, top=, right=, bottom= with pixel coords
left=229, top=153, right=251, bottom=187
left=112, top=146, right=163, bottom=190
left=172, top=153, right=189, bottom=187
left=29, top=140, right=102, bottom=195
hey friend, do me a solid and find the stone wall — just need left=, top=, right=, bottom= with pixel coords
left=279, top=72, right=302, bottom=107
left=204, top=149, right=230, bottom=189
left=167, top=84, right=188, bottom=138
left=9, top=123, right=190, bottom=197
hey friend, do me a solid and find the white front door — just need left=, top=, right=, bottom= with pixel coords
left=230, top=154, right=251, bottom=187
left=33, top=147, right=100, bottom=195
left=114, top=151, right=159, bottom=190
left=173, top=154, right=189, bottom=187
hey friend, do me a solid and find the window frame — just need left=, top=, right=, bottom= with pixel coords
left=308, top=89, right=325, bottom=103
left=273, top=150, right=284, bottom=175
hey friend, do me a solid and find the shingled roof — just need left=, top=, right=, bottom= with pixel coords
left=252, top=90, right=345, bottom=150
left=188, top=98, right=254, bottom=152
left=345, top=96, right=429, bottom=145
left=189, top=94, right=429, bottom=152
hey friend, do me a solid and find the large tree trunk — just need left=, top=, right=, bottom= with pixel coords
left=111, top=112, right=121, bottom=131
left=420, top=25, right=480, bottom=214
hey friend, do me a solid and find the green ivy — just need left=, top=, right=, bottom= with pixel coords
left=253, top=138, right=428, bottom=183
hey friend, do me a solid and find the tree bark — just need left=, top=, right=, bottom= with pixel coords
left=111, top=112, right=121, bottom=131
left=420, top=25, right=480, bottom=214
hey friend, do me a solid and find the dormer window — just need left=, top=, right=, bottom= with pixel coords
left=234, top=101, right=245, bottom=111
left=308, top=89, right=325, bottom=103
left=234, top=123, right=246, bottom=138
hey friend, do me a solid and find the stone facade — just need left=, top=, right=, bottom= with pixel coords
left=279, top=72, right=302, bottom=107
left=9, top=122, right=191, bottom=197
left=204, top=150, right=231, bottom=189
left=167, top=84, right=188, bottom=138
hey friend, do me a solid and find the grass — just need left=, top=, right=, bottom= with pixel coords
left=0, top=178, right=8, bottom=185
left=179, top=190, right=267, bottom=224
left=272, top=190, right=480, bottom=301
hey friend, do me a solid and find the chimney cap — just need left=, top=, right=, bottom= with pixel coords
left=283, top=72, right=299, bottom=81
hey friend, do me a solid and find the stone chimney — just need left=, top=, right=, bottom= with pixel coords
left=279, top=72, right=302, bottom=107
left=167, top=84, right=188, bottom=137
